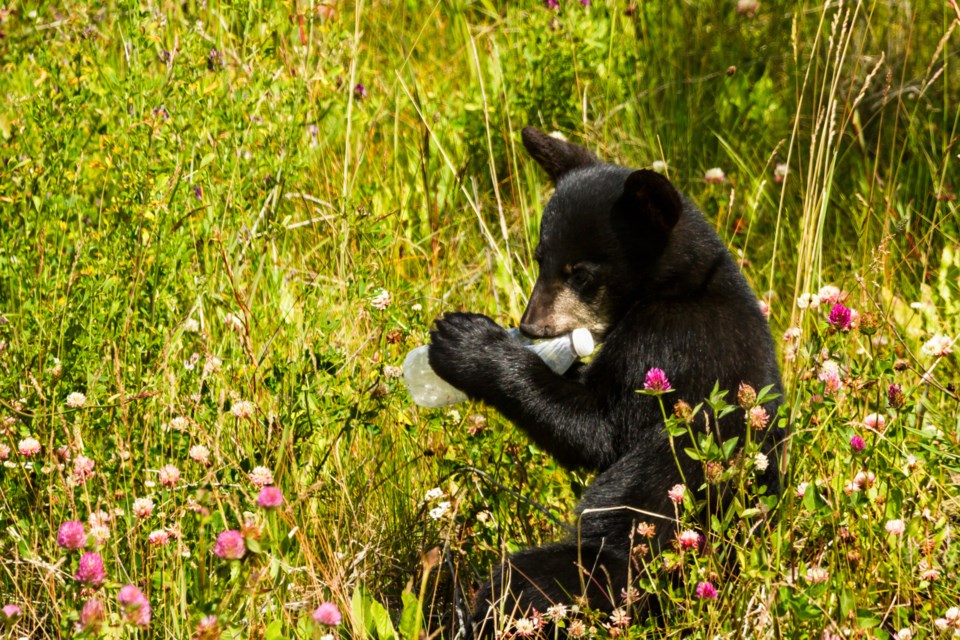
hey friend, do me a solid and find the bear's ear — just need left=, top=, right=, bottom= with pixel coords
left=522, top=126, right=599, bottom=182
left=622, top=169, right=683, bottom=232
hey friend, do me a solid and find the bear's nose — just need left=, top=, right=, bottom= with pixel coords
left=519, top=321, right=554, bottom=339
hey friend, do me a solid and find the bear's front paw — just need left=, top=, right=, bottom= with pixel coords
left=427, top=312, right=512, bottom=395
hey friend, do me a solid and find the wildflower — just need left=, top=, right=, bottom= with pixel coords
left=0, top=444, right=9, bottom=460
left=805, top=566, right=829, bottom=584
left=203, top=356, right=222, bottom=376
left=668, top=484, right=685, bottom=504
left=132, top=497, right=155, bottom=519
left=85, top=523, right=108, bottom=546
left=796, top=481, right=809, bottom=498
left=695, top=581, right=718, bottom=599
left=224, top=312, right=244, bottom=333
left=894, top=629, right=912, bottom=640
left=194, top=615, right=221, bottom=640
left=353, top=83, right=367, bottom=99
left=857, top=310, right=879, bottom=334
left=920, top=334, right=953, bottom=358
left=313, top=602, right=342, bottom=626
left=757, top=299, right=770, bottom=319
left=643, top=367, right=672, bottom=392
left=214, top=530, right=246, bottom=560
left=827, top=304, right=853, bottom=332
left=636, top=522, right=656, bottom=538
left=118, top=584, right=151, bottom=626
left=773, top=162, right=788, bottom=183
left=189, top=444, right=211, bottom=466
left=609, top=608, right=631, bottom=627
left=678, top=529, right=701, bottom=550
left=852, top=470, right=876, bottom=491
left=57, top=521, right=87, bottom=550
left=147, top=530, right=170, bottom=546
left=797, top=293, right=820, bottom=309
left=383, top=365, right=403, bottom=379
left=673, top=400, right=694, bottom=423
left=543, top=0, right=559, bottom=8
left=166, top=416, right=189, bottom=432
left=18, top=437, right=41, bottom=457
left=652, top=160, right=668, bottom=173
left=425, top=487, right=444, bottom=502
left=248, top=465, right=274, bottom=487
left=737, top=383, right=757, bottom=409
left=231, top=400, right=255, bottom=419
left=429, top=501, right=450, bottom=520
left=887, top=383, right=905, bottom=409
left=513, top=617, right=537, bottom=637
left=158, top=464, right=181, bottom=488
left=257, top=486, right=283, bottom=509
left=206, top=48, right=223, bottom=71
left=192, top=185, right=203, bottom=201
left=1, top=604, right=22, bottom=621
left=75, top=552, right=106, bottom=585
left=79, top=597, right=106, bottom=632
left=818, top=362, right=843, bottom=394
left=370, top=288, right=391, bottom=310
left=885, top=519, right=906, bottom=536
left=783, top=326, right=802, bottom=341
left=753, top=452, right=769, bottom=472
left=704, top=167, right=726, bottom=184
left=817, top=285, right=842, bottom=306
left=849, top=435, right=865, bottom=452
left=73, top=455, right=96, bottom=483
left=66, top=392, right=87, bottom=408
left=748, top=405, right=769, bottom=430
left=863, top=413, right=886, bottom=432
left=546, top=604, right=568, bottom=622
left=88, top=510, right=111, bottom=528
left=568, top=620, right=587, bottom=637
left=183, top=317, right=200, bottom=333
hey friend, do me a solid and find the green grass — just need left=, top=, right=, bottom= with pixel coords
left=0, top=0, right=958, bottom=638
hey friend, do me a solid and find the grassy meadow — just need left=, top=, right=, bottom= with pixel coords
left=1, top=0, right=959, bottom=637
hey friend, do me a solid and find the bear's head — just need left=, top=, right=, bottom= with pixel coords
left=520, top=126, right=683, bottom=340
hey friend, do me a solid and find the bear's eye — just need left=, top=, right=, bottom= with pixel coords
left=566, top=264, right=596, bottom=290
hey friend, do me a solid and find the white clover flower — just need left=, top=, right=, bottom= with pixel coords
left=383, top=365, right=403, bottom=379
left=66, top=392, right=87, bottom=408
left=231, top=400, right=254, bottom=419
left=817, top=285, right=842, bottom=306
left=429, top=501, right=450, bottom=520
left=885, top=519, right=906, bottom=536
left=652, top=160, right=668, bottom=173
left=797, top=292, right=820, bottom=309
left=224, top=312, right=244, bottom=333
left=370, top=289, right=392, bottom=311
left=753, top=452, right=769, bottom=472
left=921, top=334, right=954, bottom=358
left=546, top=604, right=568, bottom=621
left=667, top=484, right=685, bottom=503
left=805, top=566, right=829, bottom=583
left=183, top=317, right=200, bottom=333
left=203, top=356, right=222, bottom=376
left=424, top=487, right=444, bottom=502
left=704, top=167, right=726, bottom=184
left=773, top=162, right=788, bottom=182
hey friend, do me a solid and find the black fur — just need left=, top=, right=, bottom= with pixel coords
left=429, top=127, right=782, bottom=635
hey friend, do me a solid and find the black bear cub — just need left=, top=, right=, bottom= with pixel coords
left=428, top=127, right=782, bottom=636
